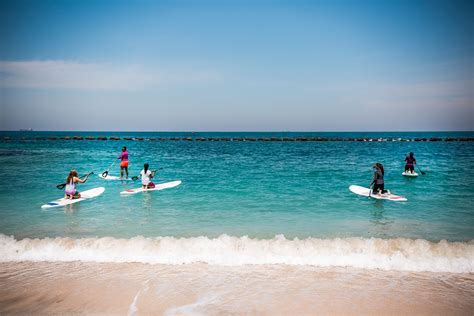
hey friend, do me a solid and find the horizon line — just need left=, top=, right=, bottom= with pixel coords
left=1, top=130, right=473, bottom=133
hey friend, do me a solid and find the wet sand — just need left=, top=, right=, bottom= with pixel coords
left=1, top=262, right=473, bottom=315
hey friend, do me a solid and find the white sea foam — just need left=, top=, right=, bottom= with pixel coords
left=0, top=234, right=473, bottom=273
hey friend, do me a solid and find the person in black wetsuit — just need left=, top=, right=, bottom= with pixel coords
left=371, top=163, right=388, bottom=194
left=404, top=152, right=416, bottom=174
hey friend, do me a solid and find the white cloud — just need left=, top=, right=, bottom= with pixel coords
left=0, top=60, right=220, bottom=91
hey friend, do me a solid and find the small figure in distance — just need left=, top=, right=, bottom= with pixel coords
left=371, top=163, right=389, bottom=195
left=404, top=152, right=416, bottom=174
left=118, top=146, right=129, bottom=179
left=64, top=169, right=89, bottom=200
left=140, top=163, right=157, bottom=190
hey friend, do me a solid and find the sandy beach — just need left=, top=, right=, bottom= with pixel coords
left=1, top=261, right=473, bottom=315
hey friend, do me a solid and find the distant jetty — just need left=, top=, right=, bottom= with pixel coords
left=19, top=128, right=33, bottom=131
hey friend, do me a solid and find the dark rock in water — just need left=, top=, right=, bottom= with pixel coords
left=445, top=138, right=457, bottom=141
left=123, top=137, right=133, bottom=140
left=85, top=137, right=96, bottom=140
left=73, top=136, right=84, bottom=140
left=97, top=137, right=107, bottom=140
left=148, top=138, right=158, bottom=141
left=196, top=138, right=207, bottom=141
left=136, top=137, right=145, bottom=141
left=429, top=138, right=442, bottom=141
left=109, top=137, right=121, bottom=140
left=48, top=137, right=58, bottom=140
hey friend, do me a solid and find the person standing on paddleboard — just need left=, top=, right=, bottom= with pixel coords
left=404, top=152, right=416, bottom=174
left=64, top=169, right=90, bottom=200
left=370, top=163, right=387, bottom=195
left=140, top=163, right=157, bottom=189
left=117, top=146, right=129, bottom=179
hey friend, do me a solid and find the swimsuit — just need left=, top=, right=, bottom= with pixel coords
left=65, top=180, right=76, bottom=195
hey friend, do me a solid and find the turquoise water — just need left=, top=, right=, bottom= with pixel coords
left=1, top=131, right=473, bottom=242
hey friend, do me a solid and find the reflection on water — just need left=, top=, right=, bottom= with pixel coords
left=370, top=200, right=393, bottom=225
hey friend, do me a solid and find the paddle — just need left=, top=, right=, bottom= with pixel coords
left=417, top=165, right=426, bottom=175
left=56, top=172, right=94, bottom=189
left=101, top=159, right=117, bottom=178
left=131, top=168, right=162, bottom=181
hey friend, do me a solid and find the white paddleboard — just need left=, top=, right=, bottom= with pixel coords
left=98, top=174, right=132, bottom=181
left=402, top=172, right=418, bottom=177
left=349, top=185, right=407, bottom=202
left=41, top=187, right=105, bottom=209
left=120, top=180, right=181, bottom=195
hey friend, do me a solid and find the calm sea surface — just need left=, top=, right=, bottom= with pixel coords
left=0, top=131, right=473, bottom=241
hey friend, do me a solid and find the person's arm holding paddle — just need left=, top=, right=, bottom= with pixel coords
left=64, top=170, right=92, bottom=200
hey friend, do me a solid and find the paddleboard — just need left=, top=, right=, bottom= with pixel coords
left=41, top=187, right=105, bottom=209
left=98, top=174, right=132, bottom=181
left=120, top=180, right=181, bottom=195
left=349, top=185, right=407, bottom=202
left=402, top=172, right=418, bottom=177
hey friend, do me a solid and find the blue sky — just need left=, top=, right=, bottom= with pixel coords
left=0, top=0, right=472, bottom=131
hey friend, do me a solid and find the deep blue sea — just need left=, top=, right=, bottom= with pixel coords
left=0, top=131, right=473, bottom=272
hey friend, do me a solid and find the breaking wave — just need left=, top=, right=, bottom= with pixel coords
left=1, top=234, right=473, bottom=273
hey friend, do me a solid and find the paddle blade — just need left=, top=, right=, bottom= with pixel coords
left=101, top=171, right=109, bottom=178
left=132, top=176, right=139, bottom=181
left=56, top=183, right=66, bottom=190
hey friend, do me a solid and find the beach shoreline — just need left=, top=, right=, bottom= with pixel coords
left=1, top=261, right=473, bottom=315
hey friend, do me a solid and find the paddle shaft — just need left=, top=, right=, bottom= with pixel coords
left=417, top=165, right=426, bottom=175
left=102, top=159, right=118, bottom=177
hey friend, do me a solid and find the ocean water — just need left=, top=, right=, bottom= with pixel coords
left=0, top=131, right=473, bottom=273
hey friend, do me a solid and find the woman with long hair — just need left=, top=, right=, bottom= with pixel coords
left=370, top=163, right=387, bottom=195
left=64, top=169, right=89, bottom=199
left=140, top=163, right=157, bottom=189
